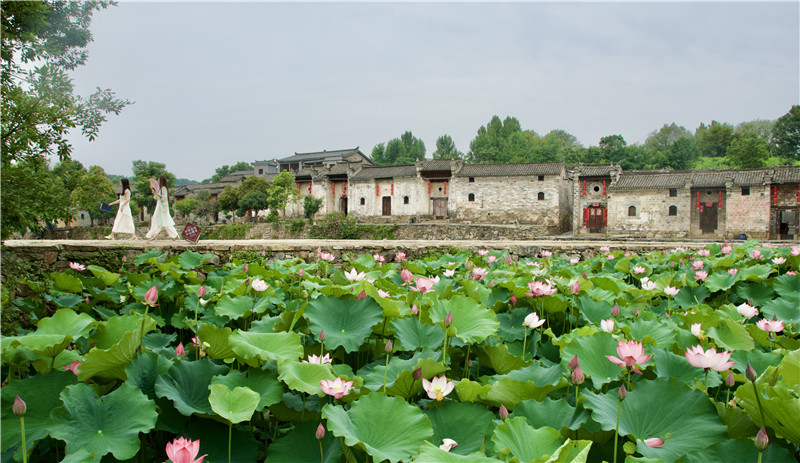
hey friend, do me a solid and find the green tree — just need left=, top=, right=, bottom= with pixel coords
left=303, top=195, right=323, bottom=219
left=735, top=119, right=775, bottom=151
left=535, top=129, right=581, bottom=163
left=432, top=134, right=463, bottom=160
left=467, top=115, right=524, bottom=164
left=644, top=123, right=692, bottom=156
left=695, top=121, right=734, bottom=158
left=174, top=197, right=200, bottom=217
left=1, top=157, right=72, bottom=238
left=726, top=133, right=769, bottom=169
left=772, top=105, right=800, bottom=161
left=269, top=170, right=299, bottom=217
left=660, top=136, right=699, bottom=170
left=205, top=161, right=252, bottom=183
left=70, top=165, right=116, bottom=226
left=217, top=186, right=240, bottom=213
left=1, top=1, right=130, bottom=236
left=52, top=159, right=87, bottom=191
left=238, top=191, right=269, bottom=221
left=370, top=131, right=426, bottom=165
left=131, top=160, right=176, bottom=210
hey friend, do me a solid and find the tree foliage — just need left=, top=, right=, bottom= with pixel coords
left=726, top=133, right=769, bottom=169
left=772, top=105, right=800, bottom=161
left=70, top=165, right=116, bottom=226
left=370, top=131, right=426, bottom=166
left=204, top=162, right=253, bottom=183
left=52, top=159, right=87, bottom=192
left=695, top=121, right=734, bottom=158
left=0, top=157, right=72, bottom=238
left=303, top=195, right=323, bottom=219
left=131, top=160, right=176, bottom=210
left=432, top=134, right=463, bottom=160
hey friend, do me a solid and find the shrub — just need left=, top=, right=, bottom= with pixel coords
left=308, top=212, right=359, bottom=239
left=205, top=224, right=253, bottom=239
left=303, top=195, right=323, bottom=219
left=288, top=218, right=306, bottom=236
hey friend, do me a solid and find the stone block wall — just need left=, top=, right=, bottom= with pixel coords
left=607, top=189, right=691, bottom=238
left=349, top=177, right=423, bottom=220
left=725, top=185, right=770, bottom=239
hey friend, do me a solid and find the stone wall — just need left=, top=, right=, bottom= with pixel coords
left=349, top=177, right=422, bottom=220
left=607, top=189, right=691, bottom=238
left=725, top=184, right=770, bottom=239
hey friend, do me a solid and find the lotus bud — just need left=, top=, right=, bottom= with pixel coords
left=197, top=285, right=207, bottom=298
left=568, top=355, right=579, bottom=372
left=413, top=368, right=422, bottom=380
left=755, top=427, right=769, bottom=451
left=633, top=307, right=639, bottom=317
left=618, top=385, right=627, bottom=401
left=299, top=268, right=305, bottom=277
left=243, top=264, right=249, bottom=273
left=401, top=269, right=413, bottom=283
left=316, top=423, right=326, bottom=440
left=385, top=340, right=393, bottom=353
left=499, top=405, right=509, bottom=420
left=582, top=271, right=588, bottom=279
left=13, top=396, right=25, bottom=416
left=143, top=284, right=159, bottom=307
left=467, top=359, right=473, bottom=367
left=319, top=330, right=325, bottom=342
left=725, top=372, right=735, bottom=388
left=175, top=342, right=185, bottom=357
left=746, top=364, right=757, bottom=382
left=572, top=365, right=585, bottom=385
left=611, top=305, right=620, bottom=318
left=85, top=297, right=89, bottom=304
left=411, top=304, right=419, bottom=315
left=122, top=255, right=127, bottom=262
left=571, top=280, right=580, bottom=294
left=510, top=295, right=517, bottom=307
left=444, top=311, right=453, bottom=327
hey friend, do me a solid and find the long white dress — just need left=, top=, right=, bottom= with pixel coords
left=145, top=186, right=178, bottom=239
left=111, top=189, right=135, bottom=234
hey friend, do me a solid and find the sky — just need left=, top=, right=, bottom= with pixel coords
left=65, top=1, right=800, bottom=181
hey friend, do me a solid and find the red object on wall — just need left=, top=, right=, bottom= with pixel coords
left=376, top=184, right=380, bottom=197
left=696, top=192, right=700, bottom=208
left=602, top=208, right=607, bottom=225
left=343, top=183, right=346, bottom=198
left=444, top=181, right=448, bottom=195
left=602, top=181, right=606, bottom=195
left=582, top=207, right=588, bottom=228
left=797, top=185, right=800, bottom=203
left=582, top=181, right=586, bottom=196
left=391, top=183, right=394, bottom=196
left=297, top=183, right=301, bottom=193
left=428, top=181, right=431, bottom=194
left=718, top=191, right=723, bottom=206
left=308, top=183, right=312, bottom=194
left=774, top=186, right=778, bottom=205
left=332, top=183, right=335, bottom=196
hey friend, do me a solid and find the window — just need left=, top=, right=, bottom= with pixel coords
left=469, top=177, right=475, bottom=183
left=741, top=187, right=750, bottom=196
left=258, top=168, right=263, bottom=175
left=628, top=206, right=637, bottom=217
left=468, top=193, right=475, bottom=202
left=593, top=185, right=600, bottom=192
left=403, top=196, right=409, bottom=205
left=668, top=205, right=678, bottom=216
left=360, top=198, right=365, bottom=205
left=669, top=188, right=677, bottom=197
left=538, top=175, right=545, bottom=181
left=537, top=192, right=545, bottom=201
left=80, top=213, right=85, bottom=220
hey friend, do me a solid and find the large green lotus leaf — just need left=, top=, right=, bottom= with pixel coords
left=673, top=286, right=709, bottom=309
left=278, top=360, right=336, bottom=395
left=455, top=379, right=493, bottom=403
left=124, top=351, right=172, bottom=399
left=772, top=274, right=800, bottom=300
left=365, top=285, right=409, bottom=318
left=134, top=249, right=165, bottom=265
left=492, top=417, right=565, bottom=463
left=712, top=402, right=758, bottom=439
left=560, top=331, right=623, bottom=389
left=493, top=363, right=564, bottom=387
left=195, top=324, right=236, bottom=360
left=738, top=264, right=773, bottom=282
left=735, top=282, right=774, bottom=307
left=583, top=378, right=727, bottom=463
left=53, top=272, right=83, bottom=292
left=497, top=307, right=530, bottom=342
left=676, top=437, right=796, bottom=463
left=779, top=349, right=799, bottom=387
left=479, top=343, right=529, bottom=375
left=10, top=333, right=71, bottom=360
left=266, top=420, right=344, bottom=463
left=512, top=398, right=591, bottom=433
left=0, top=371, right=77, bottom=460
left=425, top=401, right=495, bottom=455
left=47, top=293, right=84, bottom=308
left=78, top=321, right=155, bottom=382
left=49, top=383, right=157, bottom=460
left=628, top=319, right=676, bottom=349
left=734, top=365, right=800, bottom=443
left=214, top=295, right=255, bottom=320
left=178, top=250, right=213, bottom=270
left=86, top=315, right=143, bottom=349
left=304, top=296, right=384, bottom=352
left=392, top=317, right=445, bottom=351
left=386, top=358, right=446, bottom=399
left=703, top=271, right=737, bottom=293
left=208, top=384, right=260, bottom=423
left=322, top=393, right=433, bottom=463
left=460, top=278, right=492, bottom=305
left=360, top=352, right=434, bottom=392
left=228, top=331, right=303, bottom=365
left=210, top=368, right=283, bottom=411
left=484, top=377, right=568, bottom=409
left=577, top=296, right=613, bottom=324
left=760, top=297, right=800, bottom=324
left=545, top=439, right=593, bottom=463
left=154, top=359, right=228, bottom=416
left=430, top=294, right=499, bottom=344
left=706, top=318, right=754, bottom=351
left=413, top=441, right=501, bottom=462
left=86, top=264, right=120, bottom=286
left=652, top=348, right=720, bottom=388
left=58, top=449, right=101, bottom=463
left=36, top=308, right=96, bottom=338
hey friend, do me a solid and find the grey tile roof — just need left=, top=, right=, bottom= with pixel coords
left=420, top=160, right=453, bottom=172
left=609, top=167, right=800, bottom=190
left=575, top=164, right=616, bottom=177
left=278, top=148, right=363, bottom=163
left=351, top=165, right=418, bottom=180
left=610, top=173, right=689, bottom=190
left=457, top=162, right=564, bottom=177
left=772, top=166, right=800, bottom=184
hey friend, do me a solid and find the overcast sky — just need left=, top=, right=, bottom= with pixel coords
left=65, top=1, right=799, bottom=181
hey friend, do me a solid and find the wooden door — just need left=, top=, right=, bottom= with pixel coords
left=339, top=197, right=348, bottom=215
left=382, top=196, right=391, bottom=216
left=587, top=206, right=605, bottom=233
left=432, top=198, right=448, bottom=219
left=699, top=203, right=717, bottom=233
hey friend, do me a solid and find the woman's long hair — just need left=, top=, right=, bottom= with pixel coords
left=121, top=178, right=130, bottom=194
left=158, top=175, right=168, bottom=190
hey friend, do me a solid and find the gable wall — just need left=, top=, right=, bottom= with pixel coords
left=607, top=188, right=691, bottom=238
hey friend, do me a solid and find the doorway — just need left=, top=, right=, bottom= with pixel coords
left=776, top=208, right=797, bottom=239
left=382, top=196, right=391, bottom=216
left=432, top=198, right=448, bottom=219
left=587, top=205, right=605, bottom=233
left=699, top=203, right=717, bottom=234
left=339, top=197, right=348, bottom=215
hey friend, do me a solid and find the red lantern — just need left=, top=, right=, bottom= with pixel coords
left=582, top=181, right=586, bottom=196
left=427, top=181, right=431, bottom=194
left=297, top=183, right=301, bottom=193
left=602, top=208, right=607, bottom=225
left=308, top=183, right=312, bottom=194
left=696, top=192, right=700, bottom=209
left=343, top=183, right=346, bottom=198
left=391, top=183, right=394, bottom=196
left=774, top=186, right=778, bottom=205
left=797, top=185, right=799, bottom=203
left=376, top=184, right=380, bottom=197
left=444, top=181, right=448, bottom=195
left=602, top=181, right=606, bottom=195
left=332, top=183, right=335, bottom=196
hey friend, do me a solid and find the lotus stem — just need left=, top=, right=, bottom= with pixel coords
left=752, top=380, right=766, bottom=427
left=757, top=450, right=762, bottom=463
left=443, top=334, right=449, bottom=365
left=383, top=353, right=389, bottom=391
left=319, top=440, right=324, bottom=463
left=228, top=421, right=232, bottom=463
left=705, top=369, right=709, bottom=392
left=140, top=307, right=149, bottom=352
left=463, top=344, right=471, bottom=379
left=522, top=328, right=528, bottom=362
left=614, top=397, right=621, bottom=463
left=20, top=416, right=27, bottom=463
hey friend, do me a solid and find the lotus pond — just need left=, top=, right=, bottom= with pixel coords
left=1, top=242, right=799, bottom=463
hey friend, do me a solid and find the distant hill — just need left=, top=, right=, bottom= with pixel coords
left=107, top=174, right=198, bottom=186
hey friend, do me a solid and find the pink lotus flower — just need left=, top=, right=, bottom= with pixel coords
left=143, top=284, right=159, bottom=307
left=600, top=319, right=615, bottom=333
left=69, top=262, right=85, bottom=271
left=251, top=278, right=269, bottom=292
left=526, top=261, right=541, bottom=268
left=691, top=323, right=702, bottom=338
left=175, top=343, right=185, bottom=358
left=395, top=252, right=406, bottom=261
left=691, top=260, right=704, bottom=270
left=632, top=266, right=646, bottom=274
left=320, top=377, right=354, bottom=399
left=471, top=267, right=488, bottom=281
left=303, top=353, right=332, bottom=364
left=600, top=246, right=610, bottom=253
left=196, top=285, right=206, bottom=298
left=756, top=319, right=784, bottom=333
left=721, top=245, right=732, bottom=255
left=444, top=311, right=453, bottom=327
left=750, top=249, right=762, bottom=260
left=345, top=268, right=366, bottom=282
left=644, top=438, right=664, bottom=448
left=412, top=277, right=436, bottom=293
left=377, top=289, right=391, bottom=298
left=697, top=249, right=711, bottom=257
left=787, top=271, right=797, bottom=275
left=772, top=256, right=786, bottom=265
left=499, top=404, right=509, bottom=420
left=606, top=254, right=615, bottom=261
left=13, top=396, right=25, bottom=416
left=728, top=268, right=738, bottom=276
left=317, top=248, right=335, bottom=262
left=165, top=437, right=206, bottom=463
left=664, top=286, right=679, bottom=296
left=443, top=269, right=455, bottom=277
left=737, top=303, right=758, bottom=318
left=684, top=345, right=735, bottom=371
left=299, top=268, right=306, bottom=277
left=439, top=438, right=458, bottom=452
left=422, top=375, right=455, bottom=401
left=487, top=255, right=498, bottom=263
left=572, top=365, right=585, bottom=385
left=568, top=355, right=579, bottom=372
left=400, top=268, right=414, bottom=283
left=791, top=245, right=800, bottom=257
left=316, top=423, right=326, bottom=440
left=523, top=312, right=545, bottom=329
left=478, top=249, right=489, bottom=256
left=64, top=360, right=82, bottom=376
left=569, top=257, right=580, bottom=264
left=526, top=281, right=556, bottom=297
left=540, top=250, right=552, bottom=258
left=570, top=279, right=580, bottom=294
left=641, top=280, right=656, bottom=291
left=606, top=340, right=651, bottom=374
left=694, top=271, right=708, bottom=281
left=410, top=304, right=419, bottom=315
left=373, top=254, right=385, bottom=263
left=611, top=305, right=620, bottom=317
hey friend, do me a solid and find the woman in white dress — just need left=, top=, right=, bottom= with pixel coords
left=106, top=179, right=137, bottom=240
left=145, top=175, right=179, bottom=241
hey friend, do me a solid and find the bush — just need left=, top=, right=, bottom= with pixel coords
left=205, top=224, right=253, bottom=239
left=288, top=218, right=306, bottom=236
left=308, top=212, right=360, bottom=239
left=303, top=195, right=323, bottom=219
